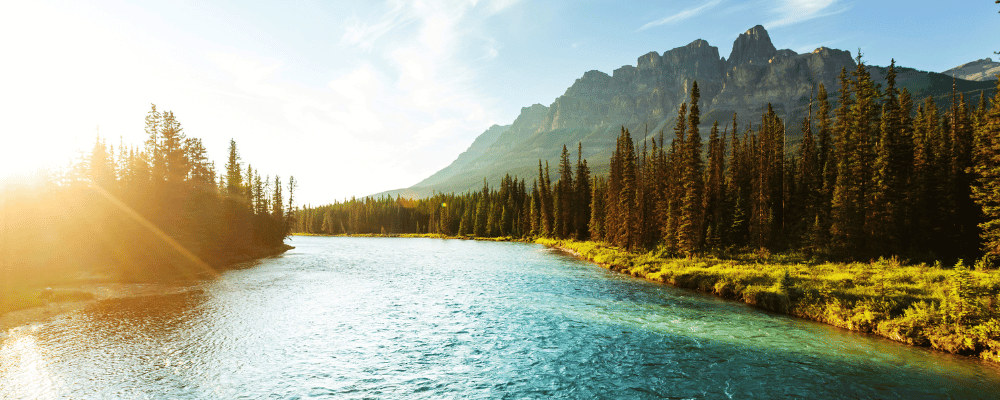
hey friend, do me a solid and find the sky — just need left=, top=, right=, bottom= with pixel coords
left=1, top=0, right=997, bottom=205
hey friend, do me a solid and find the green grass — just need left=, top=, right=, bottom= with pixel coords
left=538, top=238, right=1000, bottom=362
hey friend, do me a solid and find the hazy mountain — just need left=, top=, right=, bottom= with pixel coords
left=942, top=58, right=1000, bottom=81
left=374, top=25, right=996, bottom=199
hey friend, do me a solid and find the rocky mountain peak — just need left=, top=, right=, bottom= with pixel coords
left=564, top=70, right=612, bottom=98
left=376, top=24, right=996, bottom=199
left=728, top=25, right=776, bottom=68
left=687, top=38, right=711, bottom=49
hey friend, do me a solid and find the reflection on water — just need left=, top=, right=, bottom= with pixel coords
left=2, top=236, right=999, bottom=399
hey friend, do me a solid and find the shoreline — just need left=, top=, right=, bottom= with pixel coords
left=291, top=232, right=531, bottom=242
left=1, top=244, right=295, bottom=334
left=19, top=233, right=995, bottom=364
left=537, top=238, right=1000, bottom=363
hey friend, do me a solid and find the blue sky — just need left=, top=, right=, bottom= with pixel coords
left=1, top=0, right=996, bottom=204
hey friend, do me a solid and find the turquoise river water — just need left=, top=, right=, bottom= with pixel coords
left=2, top=236, right=999, bottom=398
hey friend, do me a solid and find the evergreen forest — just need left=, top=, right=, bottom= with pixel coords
left=296, top=59, right=1000, bottom=265
left=1, top=104, right=295, bottom=306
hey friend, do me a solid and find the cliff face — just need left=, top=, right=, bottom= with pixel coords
left=375, top=25, right=995, bottom=199
left=540, top=38, right=726, bottom=133
left=536, top=25, right=856, bottom=143
left=726, top=24, right=776, bottom=67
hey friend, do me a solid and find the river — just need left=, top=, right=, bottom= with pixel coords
left=2, top=236, right=998, bottom=399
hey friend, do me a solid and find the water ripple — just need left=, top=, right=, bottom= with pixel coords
left=3, top=236, right=1000, bottom=399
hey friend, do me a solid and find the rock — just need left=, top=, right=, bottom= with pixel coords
left=942, top=58, right=1000, bottom=81
left=727, top=25, right=777, bottom=68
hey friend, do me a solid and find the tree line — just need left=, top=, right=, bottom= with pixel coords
left=2, top=104, right=295, bottom=283
left=298, top=58, right=1000, bottom=263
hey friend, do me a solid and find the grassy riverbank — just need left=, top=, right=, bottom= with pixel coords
left=538, top=238, right=1000, bottom=362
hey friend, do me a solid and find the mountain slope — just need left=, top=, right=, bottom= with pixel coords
left=942, top=58, right=1000, bottom=81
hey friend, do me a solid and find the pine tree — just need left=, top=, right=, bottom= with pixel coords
left=575, top=142, right=592, bottom=240
left=831, top=58, right=878, bottom=257
left=750, top=108, right=774, bottom=251
left=660, top=104, right=687, bottom=252
left=225, top=139, right=243, bottom=198
left=475, top=181, right=489, bottom=237
left=557, top=145, right=575, bottom=238
left=704, top=120, right=727, bottom=250
left=950, top=89, right=981, bottom=259
left=605, top=130, right=624, bottom=245
left=867, top=60, right=907, bottom=255
left=530, top=183, right=541, bottom=236
left=160, top=111, right=188, bottom=185
left=144, top=104, right=164, bottom=184
left=285, top=176, right=296, bottom=236
left=89, top=134, right=117, bottom=191
left=589, top=176, right=607, bottom=241
left=678, top=81, right=705, bottom=255
left=798, top=96, right=820, bottom=251
left=618, top=128, right=638, bottom=251
left=537, top=160, right=554, bottom=236
left=271, top=175, right=283, bottom=221
left=911, top=98, right=949, bottom=257
left=972, top=79, right=1000, bottom=255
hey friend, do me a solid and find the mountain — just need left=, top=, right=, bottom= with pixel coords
left=942, top=58, right=1000, bottom=81
left=375, top=25, right=997, bottom=199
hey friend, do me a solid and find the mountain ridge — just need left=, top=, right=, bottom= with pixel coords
left=942, top=58, right=1000, bottom=81
left=373, top=25, right=996, bottom=199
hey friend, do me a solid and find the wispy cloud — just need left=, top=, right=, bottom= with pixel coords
left=766, top=0, right=851, bottom=28
left=476, top=37, right=500, bottom=61
left=638, top=0, right=722, bottom=31
left=481, top=0, right=522, bottom=16
left=254, top=0, right=508, bottom=196
left=340, top=0, right=412, bottom=51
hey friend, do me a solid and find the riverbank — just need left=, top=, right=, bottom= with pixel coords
left=1, top=244, right=295, bottom=332
left=537, top=238, right=1000, bottom=363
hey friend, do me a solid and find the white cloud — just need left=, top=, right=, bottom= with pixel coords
left=638, top=0, right=723, bottom=31
left=766, top=0, right=850, bottom=28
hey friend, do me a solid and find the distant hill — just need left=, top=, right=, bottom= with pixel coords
left=942, top=58, right=1000, bottom=81
left=374, top=25, right=996, bottom=199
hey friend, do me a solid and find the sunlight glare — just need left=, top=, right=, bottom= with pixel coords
left=0, top=329, right=60, bottom=399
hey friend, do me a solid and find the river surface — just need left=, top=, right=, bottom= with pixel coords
left=2, top=236, right=999, bottom=399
